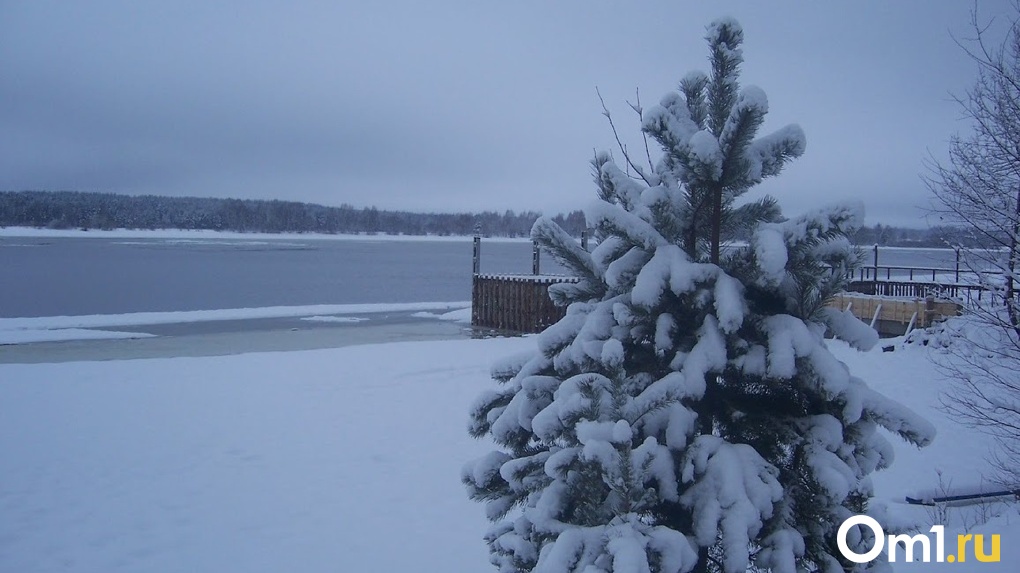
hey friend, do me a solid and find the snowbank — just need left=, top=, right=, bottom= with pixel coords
left=0, top=338, right=532, bottom=572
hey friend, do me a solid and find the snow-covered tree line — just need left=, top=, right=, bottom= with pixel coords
left=0, top=190, right=586, bottom=237
left=465, top=18, right=934, bottom=573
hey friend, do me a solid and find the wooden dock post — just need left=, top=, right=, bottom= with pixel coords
left=873, top=244, right=879, bottom=286
left=472, top=225, right=481, bottom=275
left=469, top=233, right=582, bottom=333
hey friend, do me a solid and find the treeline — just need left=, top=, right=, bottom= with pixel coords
left=0, top=190, right=987, bottom=248
left=849, top=223, right=995, bottom=248
left=0, top=191, right=587, bottom=238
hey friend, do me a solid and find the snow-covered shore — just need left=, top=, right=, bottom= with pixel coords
left=0, top=336, right=1016, bottom=571
left=0, top=226, right=532, bottom=243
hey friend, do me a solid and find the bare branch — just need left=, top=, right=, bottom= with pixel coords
left=926, top=1, right=1020, bottom=483
left=630, top=88, right=656, bottom=173
left=596, top=86, right=654, bottom=186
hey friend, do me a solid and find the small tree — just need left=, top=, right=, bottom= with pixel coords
left=924, top=5, right=1020, bottom=485
left=465, top=18, right=934, bottom=573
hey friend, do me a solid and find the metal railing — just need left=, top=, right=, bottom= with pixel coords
left=850, top=245, right=1010, bottom=304
left=471, top=234, right=1008, bottom=305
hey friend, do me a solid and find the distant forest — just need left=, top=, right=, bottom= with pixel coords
left=0, top=191, right=586, bottom=238
left=848, top=223, right=986, bottom=249
left=0, top=190, right=975, bottom=248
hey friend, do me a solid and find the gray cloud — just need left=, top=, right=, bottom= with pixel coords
left=1, top=0, right=1014, bottom=226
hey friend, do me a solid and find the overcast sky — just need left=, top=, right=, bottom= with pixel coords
left=1, top=1, right=1015, bottom=227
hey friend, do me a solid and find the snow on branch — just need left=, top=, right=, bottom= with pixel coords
left=746, top=123, right=807, bottom=182
left=706, top=17, right=744, bottom=136
left=751, top=201, right=863, bottom=293
left=817, top=307, right=879, bottom=351
left=860, top=383, right=937, bottom=448
left=705, top=17, right=744, bottom=51
left=598, top=160, right=650, bottom=212
left=586, top=201, right=668, bottom=252
left=531, top=216, right=603, bottom=287
left=719, top=86, right=768, bottom=179
left=680, top=435, right=781, bottom=573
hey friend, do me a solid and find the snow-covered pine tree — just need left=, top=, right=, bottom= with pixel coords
left=464, top=18, right=934, bottom=573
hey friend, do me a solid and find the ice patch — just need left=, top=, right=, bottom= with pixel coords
left=0, top=328, right=156, bottom=345
left=300, top=316, right=368, bottom=324
left=412, top=307, right=472, bottom=323
left=0, top=302, right=470, bottom=331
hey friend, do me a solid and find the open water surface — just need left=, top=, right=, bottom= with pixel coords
left=0, top=236, right=568, bottom=318
left=0, top=236, right=983, bottom=361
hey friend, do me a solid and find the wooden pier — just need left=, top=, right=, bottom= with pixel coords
left=471, top=277, right=962, bottom=336
left=828, top=292, right=960, bottom=336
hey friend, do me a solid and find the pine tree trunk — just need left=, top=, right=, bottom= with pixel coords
left=710, top=184, right=723, bottom=264
left=692, top=547, right=711, bottom=573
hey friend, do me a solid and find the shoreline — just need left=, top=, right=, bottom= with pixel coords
left=0, top=226, right=533, bottom=243
left=0, top=314, right=484, bottom=364
left=2, top=227, right=979, bottom=251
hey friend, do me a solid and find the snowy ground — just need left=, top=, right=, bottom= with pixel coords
left=1, top=334, right=1017, bottom=571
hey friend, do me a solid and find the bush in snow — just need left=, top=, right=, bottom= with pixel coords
left=464, top=18, right=934, bottom=573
